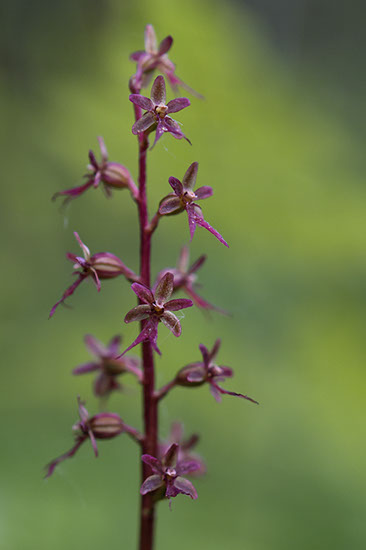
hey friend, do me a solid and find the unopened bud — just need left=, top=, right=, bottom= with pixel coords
left=175, top=364, right=206, bottom=387
left=91, top=253, right=135, bottom=280
left=102, top=163, right=131, bottom=189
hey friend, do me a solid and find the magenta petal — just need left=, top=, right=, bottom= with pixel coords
left=151, top=75, right=166, bottom=105
left=97, top=136, right=108, bottom=163
left=72, top=362, right=100, bottom=375
left=210, top=381, right=259, bottom=404
left=158, top=35, right=173, bottom=55
left=164, top=117, right=186, bottom=140
left=210, top=339, right=221, bottom=361
left=131, top=282, right=154, bottom=304
left=188, top=254, right=206, bottom=274
left=107, top=335, right=122, bottom=356
left=159, top=195, right=182, bottom=215
left=178, top=245, right=190, bottom=272
left=150, top=121, right=166, bottom=149
left=186, top=205, right=198, bottom=241
left=124, top=304, right=151, bottom=323
left=167, top=97, right=190, bottom=114
left=90, top=267, right=101, bottom=292
left=140, top=475, right=164, bottom=495
left=184, top=286, right=226, bottom=313
left=176, top=460, right=201, bottom=476
left=195, top=186, right=213, bottom=200
left=145, top=24, right=157, bottom=53
left=182, top=162, right=199, bottom=191
left=120, top=320, right=161, bottom=357
left=49, top=275, right=86, bottom=318
left=173, top=476, right=198, bottom=499
left=88, top=429, right=99, bottom=457
left=209, top=382, right=223, bottom=402
left=130, top=50, right=146, bottom=62
left=132, top=111, right=156, bottom=134
left=84, top=334, right=107, bottom=357
left=165, top=298, right=193, bottom=311
left=129, top=94, right=154, bottom=111
left=44, top=437, right=86, bottom=478
left=161, top=311, right=181, bottom=337
left=52, top=179, right=94, bottom=201
left=74, top=232, right=91, bottom=260
left=164, top=443, right=178, bottom=467
left=142, top=454, right=163, bottom=474
left=194, top=216, right=229, bottom=248
left=168, top=177, right=183, bottom=196
left=154, top=272, right=174, bottom=305
left=199, top=344, right=210, bottom=366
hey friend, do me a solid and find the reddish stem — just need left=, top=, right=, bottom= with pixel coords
left=131, top=81, right=158, bottom=550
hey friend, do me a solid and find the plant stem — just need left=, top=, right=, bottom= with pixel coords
left=132, top=83, right=158, bottom=550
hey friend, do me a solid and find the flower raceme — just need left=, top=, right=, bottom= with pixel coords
left=159, top=162, right=229, bottom=247
left=52, top=137, right=136, bottom=206
left=140, top=443, right=199, bottom=502
left=121, top=272, right=193, bottom=356
left=129, top=75, right=191, bottom=148
left=49, top=232, right=136, bottom=318
left=130, top=24, right=202, bottom=98
left=45, top=397, right=126, bottom=478
left=176, top=340, right=259, bottom=404
left=72, top=335, right=141, bottom=398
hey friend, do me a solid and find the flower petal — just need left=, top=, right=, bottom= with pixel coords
left=167, top=97, right=190, bottom=114
left=168, top=177, right=183, bottom=196
left=151, top=75, right=166, bottom=105
left=210, top=339, right=221, bottom=361
left=124, top=304, right=151, bottom=323
left=97, top=136, right=108, bottom=163
left=161, top=311, right=181, bottom=337
left=173, top=476, right=198, bottom=499
left=52, top=179, right=94, bottom=202
left=44, top=437, right=86, bottom=478
left=140, top=475, right=164, bottom=495
left=177, top=246, right=190, bottom=273
left=142, top=454, right=164, bottom=474
left=165, top=298, right=193, bottom=311
left=107, top=335, right=122, bottom=356
left=158, top=35, right=173, bottom=56
left=176, top=460, right=202, bottom=476
left=119, top=320, right=161, bottom=357
left=195, top=186, right=213, bottom=200
left=72, top=362, right=100, bottom=375
left=130, top=50, right=146, bottom=62
left=164, top=443, right=178, bottom=468
left=159, top=195, right=182, bottom=215
left=182, top=162, right=198, bottom=191
left=194, top=215, right=229, bottom=248
left=154, top=272, right=174, bottom=305
left=129, top=94, right=154, bottom=111
left=84, top=334, right=108, bottom=358
left=188, top=254, right=206, bottom=274
left=49, top=275, right=86, bottom=318
left=131, top=282, right=154, bottom=304
left=151, top=120, right=167, bottom=149
left=145, top=24, right=158, bottom=54
left=74, top=232, right=91, bottom=261
left=199, top=344, right=210, bottom=367
left=186, top=205, right=198, bottom=241
left=132, top=111, right=156, bottom=134
left=210, top=381, right=259, bottom=404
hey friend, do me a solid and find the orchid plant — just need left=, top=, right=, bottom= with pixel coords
left=46, top=24, right=257, bottom=550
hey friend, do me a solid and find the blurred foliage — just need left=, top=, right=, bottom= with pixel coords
left=1, top=0, right=366, bottom=549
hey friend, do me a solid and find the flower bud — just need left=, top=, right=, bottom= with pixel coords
left=91, top=253, right=135, bottom=280
left=175, top=364, right=206, bottom=387
left=102, top=163, right=131, bottom=189
left=89, top=413, right=125, bottom=439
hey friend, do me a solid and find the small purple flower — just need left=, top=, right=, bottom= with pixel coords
left=72, top=335, right=141, bottom=397
left=52, top=137, right=135, bottom=206
left=159, top=162, right=229, bottom=247
left=159, top=422, right=206, bottom=477
left=121, top=272, right=193, bottom=356
left=176, top=340, right=259, bottom=404
left=130, top=24, right=202, bottom=98
left=140, top=443, right=199, bottom=502
left=45, top=397, right=125, bottom=478
left=155, top=246, right=227, bottom=313
left=129, top=76, right=191, bottom=148
left=49, top=232, right=136, bottom=318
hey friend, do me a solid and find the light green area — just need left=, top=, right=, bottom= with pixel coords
left=1, top=0, right=366, bottom=548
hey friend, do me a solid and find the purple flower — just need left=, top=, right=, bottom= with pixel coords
left=52, top=137, right=135, bottom=206
left=72, top=335, right=141, bottom=397
left=140, top=444, right=199, bottom=502
left=159, top=162, right=229, bottom=247
left=49, top=232, right=136, bottom=318
left=121, top=272, right=193, bottom=356
left=45, top=397, right=125, bottom=478
left=176, top=340, right=259, bottom=404
left=155, top=246, right=227, bottom=313
left=159, top=422, right=206, bottom=477
left=129, top=76, right=191, bottom=148
left=130, top=24, right=202, bottom=98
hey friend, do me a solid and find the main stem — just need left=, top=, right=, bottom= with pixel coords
left=134, top=100, right=158, bottom=550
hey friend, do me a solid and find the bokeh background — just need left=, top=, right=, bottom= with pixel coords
left=2, top=0, right=366, bottom=548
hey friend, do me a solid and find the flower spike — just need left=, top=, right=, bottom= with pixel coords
left=176, top=340, right=258, bottom=404
left=130, top=24, right=203, bottom=98
left=52, top=137, right=137, bottom=206
left=72, top=335, right=141, bottom=397
left=159, top=163, right=229, bottom=247
left=121, top=272, right=193, bottom=356
left=49, top=232, right=137, bottom=318
left=129, top=76, right=191, bottom=148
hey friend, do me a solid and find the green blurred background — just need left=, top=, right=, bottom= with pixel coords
left=2, top=0, right=366, bottom=548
